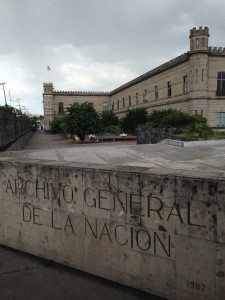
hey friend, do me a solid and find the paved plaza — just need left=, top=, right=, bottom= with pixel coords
left=1, top=130, right=225, bottom=300
left=6, top=130, right=225, bottom=175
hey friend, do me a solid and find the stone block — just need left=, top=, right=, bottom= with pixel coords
left=61, top=213, right=85, bottom=270
left=0, top=158, right=224, bottom=299
left=58, top=166, right=84, bottom=214
left=216, top=243, right=225, bottom=299
left=142, top=254, right=176, bottom=299
left=176, top=235, right=216, bottom=299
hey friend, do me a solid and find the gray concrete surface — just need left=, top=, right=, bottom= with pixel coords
left=0, top=245, right=162, bottom=300
left=5, top=130, right=225, bottom=175
left=0, top=131, right=165, bottom=300
left=1, top=130, right=225, bottom=300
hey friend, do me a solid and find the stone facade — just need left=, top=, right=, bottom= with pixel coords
left=0, top=158, right=225, bottom=299
left=43, top=26, right=225, bottom=130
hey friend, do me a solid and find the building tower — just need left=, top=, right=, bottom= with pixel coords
left=43, top=83, right=54, bottom=131
left=189, top=27, right=210, bottom=117
left=189, top=26, right=209, bottom=52
left=43, top=82, right=54, bottom=94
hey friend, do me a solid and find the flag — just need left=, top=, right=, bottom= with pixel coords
left=47, top=66, right=50, bottom=71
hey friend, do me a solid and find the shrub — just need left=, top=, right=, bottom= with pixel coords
left=103, top=125, right=122, bottom=134
left=188, top=122, right=213, bottom=139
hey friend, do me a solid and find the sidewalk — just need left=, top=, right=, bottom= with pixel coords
left=0, top=131, right=165, bottom=300
left=0, top=245, right=163, bottom=300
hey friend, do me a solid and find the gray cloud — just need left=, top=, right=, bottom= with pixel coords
left=0, top=0, right=225, bottom=114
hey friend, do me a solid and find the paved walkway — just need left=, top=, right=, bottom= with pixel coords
left=0, top=130, right=165, bottom=300
left=0, top=245, right=162, bottom=300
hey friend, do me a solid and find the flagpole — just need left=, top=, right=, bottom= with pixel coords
left=47, top=66, right=51, bottom=82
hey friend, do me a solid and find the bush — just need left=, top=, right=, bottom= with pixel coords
left=103, top=125, right=122, bottom=134
left=188, top=122, right=213, bottom=139
left=120, top=108, right=148, bottom=131
left=165, top=111, right=192, bottom=128
left=50, top=116, right=66, bottom=133
left=147, top=109, right=177, bottom=128
left=100, top=111, right=119, bottom=129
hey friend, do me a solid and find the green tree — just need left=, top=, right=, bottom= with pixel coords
left=189, top=114, right=207, bottom=125
left=104, top=125, right=121, bottom=134
left=50, top=116, right=67, bottom=133
left=100, top=111, right=119, bottom=130
left=188, top=122, right=213, bottom=139
left=120, top=108, right=148, bottom=132
left=147, top=109, right=177, bottom=128
left=165, top=111, right=192, bottom=128
left=64, top=102, right=101, bottom=142
left=187, top=114, right=212, bottom=139
left=3, top=104, right=28, bottom=118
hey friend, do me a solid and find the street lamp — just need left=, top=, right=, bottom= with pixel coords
left=0, top=82, right=7, bottom=105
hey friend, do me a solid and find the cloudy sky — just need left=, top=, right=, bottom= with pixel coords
left=0, top=0, right=225, bottom=115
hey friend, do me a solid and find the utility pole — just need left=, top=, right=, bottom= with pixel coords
left=21, top=106, right=27, bottom=114
left=0, top=82, right=7, bottom=105
left=9, top=90, right=12, bottom=105
left=16, top=99, right=21, bottom=110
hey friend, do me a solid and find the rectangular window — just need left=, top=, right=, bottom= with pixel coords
left=196, top=38, right=199, bottom=47
left=136, top=93, right=139, bottom=104
left=202, top=38, right=205, bottom=47
left=155, top=86, right=158, bottom=100
left=195, top=69, right=198, bottom=82
left=202, top=69, right=205, bottom=81
left=129, top=95, right=131, bottom=106
left=58, top=102, right=64, bottom=114
left=183, top=76, right=188, bottom=94
left=167, top=81, right=172, bottom=97
left=117, top=99, right=119, bottom=110
left=123, top=97, right=125, bottom=108
left=217, top=112, right=225, bottom=127
left=103, top=102, right=108, bottom=112
left=143, top=89, right=148, bottom=102
left=195, top=110, right=198, bottom=115
left=216, top=72, right=225, bottom=96
left=112, top=102, right=114, bottom=110
left=201, top=110, right=203, bottom=116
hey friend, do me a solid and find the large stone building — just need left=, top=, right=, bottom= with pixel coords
left=43, top=26, right=225, bottom=130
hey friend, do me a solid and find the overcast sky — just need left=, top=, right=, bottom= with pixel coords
left=0, top=0, right=225, bottom=115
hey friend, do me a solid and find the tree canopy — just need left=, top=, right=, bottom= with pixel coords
left=100, top=111, right=119, bottom=129
left=64, top=102, right=101, bottom=142
left=120, top=108, right=148, bottom=132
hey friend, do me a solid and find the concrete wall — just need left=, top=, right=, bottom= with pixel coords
left=0, top=157, right=224, bottom=300
left=6, top=131, right=33, bottom=151
left=0, top=107, right=32, bottom=150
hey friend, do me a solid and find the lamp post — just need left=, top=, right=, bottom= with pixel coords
left=0, top=82, right=7, bottom=105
